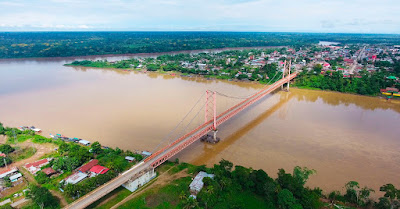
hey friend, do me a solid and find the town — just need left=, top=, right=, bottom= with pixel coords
left=69, top=42, right=400, bottom=98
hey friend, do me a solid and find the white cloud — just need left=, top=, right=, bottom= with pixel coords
left=0, top=0, right=399, bottom=33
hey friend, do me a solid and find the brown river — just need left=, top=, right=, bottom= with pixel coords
left=0, top=50, right=399, bottom=197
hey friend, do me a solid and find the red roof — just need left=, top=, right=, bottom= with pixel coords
left=344, top=59, right=354, bottom=63
left=42, top=167, right=56, bottom=175
left=89, top=165, right=109, bottom=174
left=0, top=167, right=17, bottom=176
left=78, top=159, right=98, bottom=173
left=25, top=159, right=48, bottom=168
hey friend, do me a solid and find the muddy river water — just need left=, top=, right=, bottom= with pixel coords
left=0, top=50, right=399, bottom=197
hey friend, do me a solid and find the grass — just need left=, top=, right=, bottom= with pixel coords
left=7, top=134, right=34, bottom=143
left=168, top=162, right=199, bottom=175
left=41, top=171, right=72, bottom=191
left=31, top=135, right=53, bottom=144
left=8, top=147, right=37, bottom=162
left=117, top=176, right=192, bottom=209
left=86, top=186, right=132, bottom=209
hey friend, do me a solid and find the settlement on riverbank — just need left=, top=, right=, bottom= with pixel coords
left=66, top=44, right=400, bottom=97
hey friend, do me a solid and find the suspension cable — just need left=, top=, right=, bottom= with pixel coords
left=211, top=70, right=282, bottom=99
left=150, top=92, right=206, bottom=153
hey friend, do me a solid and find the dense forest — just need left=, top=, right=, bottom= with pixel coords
left=1, top=32, right=400, bottom=59
left=175, top=160, right=398, bottom=209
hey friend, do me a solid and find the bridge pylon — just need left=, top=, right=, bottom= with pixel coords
left=201, top=90, right=220, bottom=144
left=281, top=60, right=292, bottom=92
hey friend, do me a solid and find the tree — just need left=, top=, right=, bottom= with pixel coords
left=26, top=185, right=59, bottom=209
left=4, top=177, right=12, bottom=187
left=0, top=144, right=14, bottom=154
left=0, top=157, right=12, bottom=167
left=181, top=195, right=199, bottom=209
left=344, top=181, right=359, bottom=203
left=35, top=171, right=50, bottom=184
left=91, top=141, right=102, bottom=154
left=277, top=189, right=303, bottom=209
left=379, top=184, right=400, bottom=209
left=313, top=64, right=322, bottom=74
left=293, top=166, right=315, bottom=186
left=0, top=123, right=5, bottom=135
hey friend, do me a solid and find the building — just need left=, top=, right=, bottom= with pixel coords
left=189, top=171, right=214, bottom=196
left=122, top=169, right=156, bottom=192
left=0, top=167, right=18, bottom=179
left=25, top=159, right=51, bottom=174
left=78, top=159, right=98, bottom=173
left=78, top=140, right=91, bottom=146
left=125, top=156, right=135, bottom=162
left=9, top=173, right=22, bottom=182
left=65, top=172, right=88, bottom=185
left=142, top=151, right=152, bottom=156
left=42, top=167, right=57, bottom=176
left=89, top=165, right=109, bottom=176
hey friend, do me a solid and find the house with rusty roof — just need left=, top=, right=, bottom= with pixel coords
left=78, top=159, right=98, bottom=173
left=24, top=158, right=51, bottom=175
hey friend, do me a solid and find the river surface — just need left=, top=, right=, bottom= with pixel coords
left=0, top=50, right=399, bottom=197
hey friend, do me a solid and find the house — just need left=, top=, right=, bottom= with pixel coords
left=89, top=165, right=109, bottom=176
left=189, top=171, right=214, bottom=197
left=78, top=159, right=98, bottom=173
left=9, top=173, right=22, bottom=182
left=65, top=172, right=88, bottom=185
left=0, top=167, right=18, bottom=179
left=142, top=151, right=152, bottom=156
left=42, top=167, right=57, bottom=176
left=78, top=140, right=91, bottom=146
left=125, top=156, right=135, bottom=162
left=25, top=159, right=51, bottom=174
left=197, top=63, right=206, bottom=70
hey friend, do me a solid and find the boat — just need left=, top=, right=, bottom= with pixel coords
left=30, top=126, right=42, bottom=133
left=19, top=126, right=41, bottom=133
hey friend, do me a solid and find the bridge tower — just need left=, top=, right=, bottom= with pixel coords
left=201, top=90, right=220, bottom=143
left=281, top=60, right=292, bottom=91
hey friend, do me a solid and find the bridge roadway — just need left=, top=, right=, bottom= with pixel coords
left=65, top=72, right=297, bottom=209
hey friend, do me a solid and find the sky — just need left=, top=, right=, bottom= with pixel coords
left=1, top=0, right=400, bottom=33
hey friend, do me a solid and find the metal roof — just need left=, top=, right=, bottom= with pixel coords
left=66, top=172, right=88, bottom=185
left=189, top=171, right=214, bottom=193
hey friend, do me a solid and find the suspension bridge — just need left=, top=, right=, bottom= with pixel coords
left=65, top=61, right=297, bottom=209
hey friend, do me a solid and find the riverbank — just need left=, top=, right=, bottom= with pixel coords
left=67, top=62, right=400, bottom=101
left=0, top=46, right=285, bottom=61
left=0, top=123, right=150, bottom=208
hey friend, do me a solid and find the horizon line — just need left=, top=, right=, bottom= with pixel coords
left=1, top=31, right=400, bottom=35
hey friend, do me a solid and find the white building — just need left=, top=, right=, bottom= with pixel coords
left=78, top=140, right=91, bottom=146
left=9, top=173, right=22, bottom=182
left=122, top=169, right=156, bottom=192
left=189, top=171, right=214, bottom=196
left=65, top=172, right=88, bottom=185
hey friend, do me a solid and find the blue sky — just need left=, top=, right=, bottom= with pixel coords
left=1, top=0, right=400, bottom=33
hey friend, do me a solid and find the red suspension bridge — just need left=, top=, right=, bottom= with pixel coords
left=65, top=61, right=297, bottom=209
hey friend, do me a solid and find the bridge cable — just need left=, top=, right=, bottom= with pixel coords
left=150, top=92, right=206, bottom=154
left=211, top=70, right=282, bottom=100
left=166, top=99, right=206, bottom=146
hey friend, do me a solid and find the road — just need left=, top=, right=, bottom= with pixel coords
left=65, top=72, right=298, bottom=209
left=349, top=45, right=366, bottom=74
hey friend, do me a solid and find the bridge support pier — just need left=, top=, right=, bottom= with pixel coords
left=200, top=130, right=220, bottom=144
